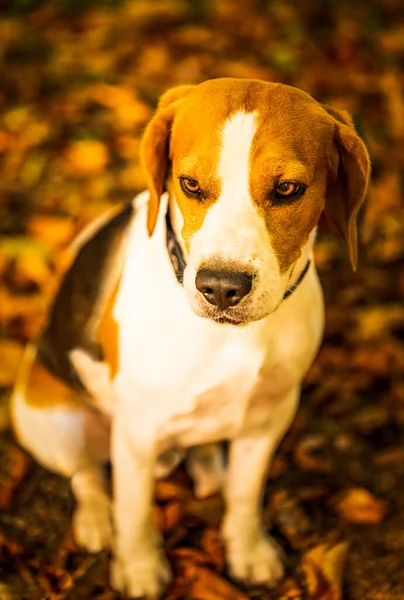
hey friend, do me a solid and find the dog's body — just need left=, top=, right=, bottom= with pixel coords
left=11, top=79, right=370, bottom=598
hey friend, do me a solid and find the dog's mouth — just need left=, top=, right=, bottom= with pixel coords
left=212, top=315, right=247, bottom=326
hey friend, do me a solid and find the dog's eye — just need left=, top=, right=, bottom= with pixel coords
left=276, top=182, right=300, bottom=197
left=273, top=182, right=305, bottom=203
left=180, top=177, right=201, bottom=197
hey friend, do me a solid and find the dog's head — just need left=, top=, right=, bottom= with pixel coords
left=141, top=78, right=370, bottom=325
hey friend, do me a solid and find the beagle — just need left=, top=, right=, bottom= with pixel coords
left=11, top=78, right=370, bottom=599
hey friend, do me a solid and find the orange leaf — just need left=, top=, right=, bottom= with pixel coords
left=191, top=566, right=249, bottom=600
left=333, top=488, right=388, bottom=524
left=65, top=140, right=109, bottom=176
left=302, top=542, right=349, bottom=600
left=201, top=528, right=226, bottom=571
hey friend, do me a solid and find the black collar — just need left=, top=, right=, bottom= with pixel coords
left=165, top=209, right=311, bottom=301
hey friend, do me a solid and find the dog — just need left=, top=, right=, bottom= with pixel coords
left=11, top=78, right=370, bottom=598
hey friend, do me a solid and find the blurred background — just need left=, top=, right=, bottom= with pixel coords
left=0, top=1, right=403, bottom=599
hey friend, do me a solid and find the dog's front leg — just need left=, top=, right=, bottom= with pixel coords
left=222, top=385, right=300, bottom=588
left=110, top=413, right=171, bottom=599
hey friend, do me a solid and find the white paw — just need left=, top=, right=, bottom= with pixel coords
left=111, top=547, right=172, bottom=599
left=225, top=529, right=284, bottom=587
left=73, top=500, right=112, bottom=552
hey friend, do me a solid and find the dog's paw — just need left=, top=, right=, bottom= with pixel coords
left=73, top=499, right=112, bottom=553
left=225, top=530, right=284, bottom=587
left=111, top=548, right=172, bottom=599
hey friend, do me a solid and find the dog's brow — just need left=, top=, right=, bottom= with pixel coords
left=178, top=156, right=199, bottom=174
left=266, top=161, right=311, bottom=184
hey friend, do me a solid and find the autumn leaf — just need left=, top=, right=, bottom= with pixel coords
left=332, top=488, right=389, bottom=524
left=64, top=140, right=109, bottom=176
left=302, top=542, right=349, bottom=600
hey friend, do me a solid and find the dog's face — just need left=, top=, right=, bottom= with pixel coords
left=141, top=79, right=370, bottom=325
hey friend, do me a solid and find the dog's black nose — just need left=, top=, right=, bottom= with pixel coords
left=195, top=269, right=252, bottom=309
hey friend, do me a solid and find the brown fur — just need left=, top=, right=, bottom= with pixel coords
left=98, top=280, right=121, bottom=379
left=25, top=353, right=85, bottom=408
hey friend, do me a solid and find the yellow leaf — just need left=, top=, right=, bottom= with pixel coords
left=302, top=542, right=349, bottom=600
left=65, top=139, right=109, bottom=176
left=333, top=488, right=388, bottom=524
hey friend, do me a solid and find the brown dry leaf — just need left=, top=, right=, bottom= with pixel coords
left=12, top=250, right=52, bottom=289
left=269, top=490, right=311, bottom=547
left=200, top=528, right=226, bottom=571
left=169, top=546, right=211, bottom=568
left=27, top=215, right=76, bottom=249
left=374, top=447, right=404, bottom=467
left=278, top=578, right=305, bottom=599
left=191, top=566, right=249, bottom=600
left=163, top=501, right=183, bottom=533
left=267, top=455, right=288, bottom=479
left=0, top=339, right=24, bottom=387
left=153, top=504, right=165, bottom=533
left=0, top=445, right=31, bottom=510
left=294, top=435, right=333, bottom=474
left=155, top=478, right=192, bottom=502
left=0, top=583, right=17, bottom=600
left=185, top=494, right=224, bottom=527
left=302, top=542, right=349, bottom=600
left=0, top=287, right=47, bottom=338
left=333, top=488, right=388, bottom=524
left=64, top=139, right=109, bottom=176
left=351, top=304, right=404, bottom=342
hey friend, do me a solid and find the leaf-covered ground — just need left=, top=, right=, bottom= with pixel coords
left=0, top=1, right=403, bottom=598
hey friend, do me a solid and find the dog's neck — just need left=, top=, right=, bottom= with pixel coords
left=165, top=194, right=312, bottom=301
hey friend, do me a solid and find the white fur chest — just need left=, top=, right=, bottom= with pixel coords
left=114, top=210, right=267, bottom=446
left=111, top=195, right=324, bottom=451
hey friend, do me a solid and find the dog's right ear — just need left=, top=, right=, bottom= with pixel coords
left=141, top=85, right=195, bottom=236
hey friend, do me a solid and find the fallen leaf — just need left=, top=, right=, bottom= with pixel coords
left=163, top=501, right=184, bottom=533
left=153, top=504, right=165, bottom=532
left=294, top=435, right=333, bottom=473
left=27, top=216, right=76, bottom=249
left=12, top=250, right=52, bottom=289
left=200, top=528, right=225, bottom=571
left=269, top=490, right=311, bottom=547
left=351, top=304, right=404, bottom=342
left=169, top=546, right=211, bottom=568
left=64, top=139, right=109, bottom=176
left=278, top=578, right=305, bottom=599
left=333, top=488, right=388, bottom=524
left=302, top=542, right=349, bottom=600
left=155, top=477, right=192, bottom=502
left=374, top=447, right=404, bottom=467
left=185, top=494, right=224, bottom=527
left=267, top=455, right=288, bottom=479
left=191, top=565, right=249, bottom=600
left=0, top=444, right=31, bottom=510
left=0, top=583, right=17, bottom=600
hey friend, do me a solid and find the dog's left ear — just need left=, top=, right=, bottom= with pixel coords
left=141, top=85, right=195, bottom=236
left=321, top=104, right=371, bottom=271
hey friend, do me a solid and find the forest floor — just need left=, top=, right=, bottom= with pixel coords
left=0, top=1, right=404, bottom=598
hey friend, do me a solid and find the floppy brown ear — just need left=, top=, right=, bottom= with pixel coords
left=320, top=104, right=371, bottom=271
left=140, top=85, right=195, bottom=236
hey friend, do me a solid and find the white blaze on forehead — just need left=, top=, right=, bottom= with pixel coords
left=187, top=109, right=271, bottom=263
left=219, top=110, right=257, bottom=203
left=183, top=108, right=286, bottom=318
